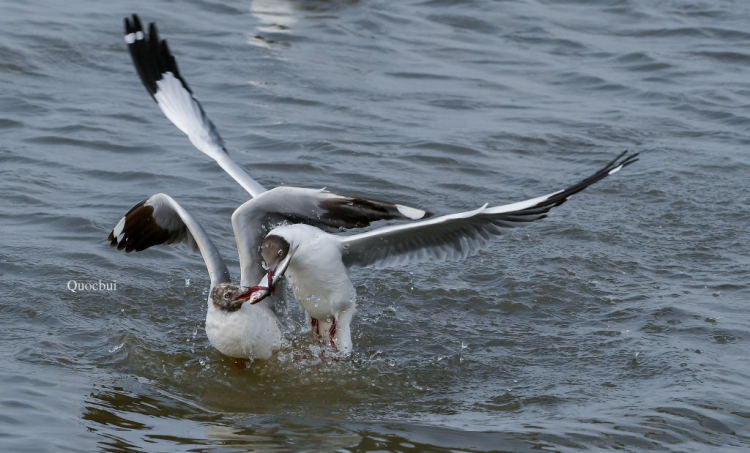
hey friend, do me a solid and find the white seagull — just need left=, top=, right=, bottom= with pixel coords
left=109, top=16, right=431, bottom=359
left=237, top=151, right=638, bottom=355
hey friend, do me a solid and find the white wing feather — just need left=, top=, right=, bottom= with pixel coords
left=125, top=15, right=266, bottom=197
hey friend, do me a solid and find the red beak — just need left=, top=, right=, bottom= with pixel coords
left=234, top=259, right=286, bottom=305
left=234, top=285, right=270, bottom=304
left=235, top=290, right=253, bottom=302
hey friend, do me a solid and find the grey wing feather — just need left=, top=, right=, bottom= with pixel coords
left=108, top=193, right=231, bottom=288
left=259, top=187, right=433, bottom=230
left=231, top=186, right=433, bottom=286
left=340, top=151, right=639, bottom=269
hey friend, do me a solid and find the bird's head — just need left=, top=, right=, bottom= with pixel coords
left=260, top=234, right=291, bottom=281
left=235, top=232, right=297, bottom=305
left=210, top=283, right=248, bottom=312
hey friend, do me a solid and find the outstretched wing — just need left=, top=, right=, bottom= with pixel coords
left=124, top=14, right=266, bottom=197
left=108, top=193, right=231, bottom=288
left=230, top=187, right=433, bottom=286
left=339, top=151, right=639, bottom=269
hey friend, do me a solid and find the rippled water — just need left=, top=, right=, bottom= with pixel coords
left=1, top=0, right=749, bottom=451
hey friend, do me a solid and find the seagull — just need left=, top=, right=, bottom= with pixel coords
left=110, top=15, right=431, bottom=359
left=237, top=151, right=639, bottom=355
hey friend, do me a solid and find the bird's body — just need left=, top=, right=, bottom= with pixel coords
left=274, top=224, right=357, bottom=353
left=205, top=299, right=281, bottom=360
left=109, top=15, right=431, bottom=360
left=240, top=151, right=640, bottom=356
left=111, top=14, right=639, bottom=362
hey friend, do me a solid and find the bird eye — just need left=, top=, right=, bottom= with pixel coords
left=223, top=292, right=231, bottom=300
left=277, top=249, right=283, bottom=256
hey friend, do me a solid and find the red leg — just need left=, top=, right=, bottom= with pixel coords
left=311, top=317, right=319, bottom=335
left=329, top=316, right=337, bottom=348
left=311, top=316, right=337, bottom=350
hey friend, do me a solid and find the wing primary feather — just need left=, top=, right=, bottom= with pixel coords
left=108, top=193, right=230, bottom=287
left=340, top=151, right=638, bottom=269
left=123, top=14, right=267, bottom=197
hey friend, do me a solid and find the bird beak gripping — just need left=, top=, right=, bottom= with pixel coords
left=235, top=246, right=297, bottom=305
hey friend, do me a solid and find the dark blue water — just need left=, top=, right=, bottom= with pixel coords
left=1, top=0, right=749, bottom=451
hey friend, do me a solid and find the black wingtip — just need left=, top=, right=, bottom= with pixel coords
left=132, top=14, right=143, bottom=33
left=124, top=14, right=143, bottom=36
left=505, top=150, right=640, bottom=219
left=148, top=22, right=159, bottom=44
left=124, top=14, right=193, bottom=100
left=109, top=196, right=189, bottom=255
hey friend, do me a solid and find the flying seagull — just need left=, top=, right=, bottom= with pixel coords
left=109, top=15, right=431, bottom=359
left=237, top=151, right=638, bottom=354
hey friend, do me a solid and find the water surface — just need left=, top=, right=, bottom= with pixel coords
left=1, top=0, right=749, bottom=451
